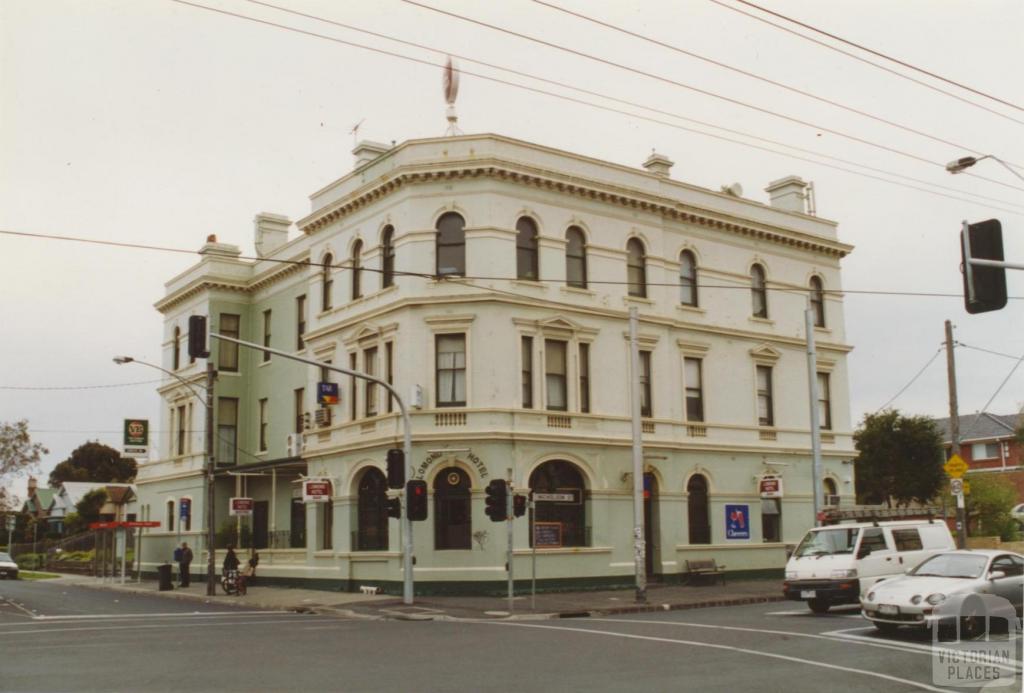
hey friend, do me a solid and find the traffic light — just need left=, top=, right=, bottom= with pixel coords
left=485, top=479, right=508, bottom=522
left=513, top=494, right=527, bottom=518
left=961, top=219, right=1007, bottom=314
left=386, top=448, right=405, bottom=489
left=187, top=315, right=209, bottom=358
left=386, top=495, right=401, bottom=519
left=406, top=480, right=428, bottom=521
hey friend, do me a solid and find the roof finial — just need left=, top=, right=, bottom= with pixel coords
left=443, top=56, right=462, bottom=136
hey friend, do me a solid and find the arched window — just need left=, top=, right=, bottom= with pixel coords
left=751, top=264, right=768, bottom=318
left=687, top=474, right=710, bottom=544
left=321, top=253, right=334, bottom=311
left=529, top=460, right=587, bottom=547
left=381, top=226, right=395, bottom=289
left=679, top=250, right=698, bottom=307
left=565, top=226, right=587, bottom=289
left=626, top=239, right=647, bottom=298
left=351, top=240, right=363, bottom=300
left=357, top=468, right=389, bottom=550
left=436, top=213, right=466, bottom=277
left=823, top=478, right=838, bottom=506
left=516, top=217, right=539, bottom=280
left=809, top=276, right=825, bottom=327
left=434, top=467, right=471, bottom=550
left=172, top=326, right=181, bottom=370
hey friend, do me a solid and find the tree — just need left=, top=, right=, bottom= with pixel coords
left=48, top=442, right=136, bottom=487
left=0, top=420, right=47, bottom=487
left=854, top=410, right=945, bottom=507
left=966, top=475, right=1020, bottom=541
left=64, top=488, right=108, bottom=535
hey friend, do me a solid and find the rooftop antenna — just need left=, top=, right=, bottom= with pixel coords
left=349, top=118, right=365, bottom=147
left=443, top=56, right=462, bottom=136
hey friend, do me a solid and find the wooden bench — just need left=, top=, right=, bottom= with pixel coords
left=684, top=558, right=726, bottom=585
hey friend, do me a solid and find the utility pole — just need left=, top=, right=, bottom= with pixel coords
left=628, top=307, right=647, bottom=604
left=805, top=307, right=823, bottom=526
left=205, top=361, right=217, bottom=596
left=506, top=468, right=514, bottom=614
left=944, top=320, right=968, bottom=549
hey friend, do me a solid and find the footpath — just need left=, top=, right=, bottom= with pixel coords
left=49, top=572, right=784, bottom=621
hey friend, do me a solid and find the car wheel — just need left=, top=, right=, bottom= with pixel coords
left=808, top=598, right=830, bottom=614
left=873, top=622, right=900, bottom=635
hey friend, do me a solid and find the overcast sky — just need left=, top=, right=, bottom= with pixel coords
left=2, top=0, right=1022, bottom=500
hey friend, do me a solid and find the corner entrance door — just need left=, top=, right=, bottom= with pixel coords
left=253, top=501, right=269, bottom=549
left=643, top=473, right=659, bottom=578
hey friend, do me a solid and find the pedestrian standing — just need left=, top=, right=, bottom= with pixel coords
left=178, top=542, right=193, bottom=587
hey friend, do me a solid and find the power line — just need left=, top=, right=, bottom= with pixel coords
left=530, top=0, right=1013, bottom=164
left=955, top=342, right=1024, bottom=361
left=873, top=346, right=944, bottom=413
left=0, top=380, right=162, bottom=391
left=959, top=350, right=1024, bottom=440
left=3, top=228, right=1022, bottom=301
left=707, top=0, right=1024, bottom=128
left=167, top=0, right=1024, bottom=212
left=398, top=0, right=1024, bottom=193
left=240, top=0, right=1024, bottom=212
left=731, top=0, right=1024, bottom=115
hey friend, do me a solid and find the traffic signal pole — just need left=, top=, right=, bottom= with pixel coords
left=944, top=320, right=968, bottom=549
left=210, top=332, right=416, bottom=605
left=628, top=307, right=647, bottom=604
left=507, top=469, right=514, bottom=615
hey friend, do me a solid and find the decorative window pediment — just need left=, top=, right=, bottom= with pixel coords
left=749, top=344, right=781, bottom=364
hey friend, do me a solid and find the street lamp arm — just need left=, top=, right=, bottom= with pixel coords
left=946, top=154, right=1024, bottom=183
left=112, top=356, right=208, bottom=407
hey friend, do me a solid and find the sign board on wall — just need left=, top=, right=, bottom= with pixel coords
left=302, top=479, right=332, bottom=503
left=759, top=476, right=783, bottom=498
left=533, top=522, right=563, bottom=548
left=725, top=504, right=750, bottom=540
left=229, top=497, right=254, bottom=517
left=317, top=382, right=339, bottom=405
left=122, top=419, right=149, bottom=458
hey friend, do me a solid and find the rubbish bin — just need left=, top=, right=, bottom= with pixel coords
left=157, top=563, right=174, bottom=591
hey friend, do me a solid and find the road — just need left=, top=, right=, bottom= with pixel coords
left=1, top=580, right=1020, bottom=692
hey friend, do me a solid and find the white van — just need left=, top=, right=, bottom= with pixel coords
left=783, top=519, right=955, bottom=613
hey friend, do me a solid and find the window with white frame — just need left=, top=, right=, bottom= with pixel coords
left=972, top=442, right=1000, bottom=460
left=258, top=398, right=268, bottom=452
left=679, top=250, right=698, bottom=307
left=578, top=342, right=591, bottom=414
left=751, top=264, right=768, bottom=318
left=565, top=226, right=587, bottom=289
left=321, top=253, right=334, bottom=311
left=627, top=239, right=647, bottom=298
left=684, top=357, right=704, bottom=422
left=351, top=239, right=363, bottom=300
left=810, top=276, right=825, bottom=327
left=217, top=397, right=238, bottom=465
left=176, top=404, right=187, bottom=456
left=545, top=340, right=568, bottom=411
left=364, top=346, right=378, bottom=417
left=436, top=334, right=466, bottom=407
left=756, top=365, right=774, bottom=426
left=521, top=336, right=534, bottom=408
left=218, top=313, right=240, bottom=372
left=640, top=350, right=652, bottom=417
left=381, top=226, right=395, bottom=288
left=296, top=295, right=306, bottom=350
left=817, top=372, right=832, bottom=430
left=516, top=217, right=539, bottom=280
left=262, top=309, right=272, bottom=363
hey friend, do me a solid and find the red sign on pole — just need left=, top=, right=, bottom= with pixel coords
left=302, top=479, right=332, bottom=503
left=229, top=497, right=254, bottom=517
left=123, top=521, right=161, bottom=528
left=759, top=476, right=783, bottom=498
left=89, top=521, right=122, bottom=530
left=90, top=521, right=161, bottom=530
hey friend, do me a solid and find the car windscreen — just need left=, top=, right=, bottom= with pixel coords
left=912, top=553, right=988, bottom=579
left=793, top=527, right=859, bottom=558
left=0, top=553, right=12, bottom=562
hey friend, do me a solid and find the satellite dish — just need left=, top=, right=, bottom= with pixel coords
left=443, top=56, right=460, bottom=106
left=720, top=182, right=744, bottom=197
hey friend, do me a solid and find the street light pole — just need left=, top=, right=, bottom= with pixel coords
left=208, top=332, right=417, bottom=605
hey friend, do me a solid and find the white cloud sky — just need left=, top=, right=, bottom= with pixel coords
left=2, top=0, right=1022, bottom=497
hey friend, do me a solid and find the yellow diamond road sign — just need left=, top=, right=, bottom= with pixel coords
left=944, top=454, right=969, bottom=478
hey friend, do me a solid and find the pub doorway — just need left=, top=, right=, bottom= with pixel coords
left=643, top=472, right=659, bottom=578
left=252, top=501, right=269, bottom=549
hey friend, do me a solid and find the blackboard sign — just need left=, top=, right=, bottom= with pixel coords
left=533, top=522, right=563, bottom=548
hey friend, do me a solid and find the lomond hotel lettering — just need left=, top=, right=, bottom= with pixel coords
left=135, top=134, right=855, bottom=591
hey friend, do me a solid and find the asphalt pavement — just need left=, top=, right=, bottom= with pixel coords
left=3, top=578, right=1020, bottom=692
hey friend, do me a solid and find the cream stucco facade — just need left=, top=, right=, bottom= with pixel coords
left=136, top=134, right=855, bottom=592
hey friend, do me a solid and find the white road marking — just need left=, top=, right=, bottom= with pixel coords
left=477, top=620, right=953, bottom=692
left=0, top=617, right=319, bottom=637
left=822, top=626, right=1022, bottom=672
left=31, top=610, right=288, bottom=621
left=765, top=609, right=862, bottom=619
left=0, top=598, right=38, bottom=619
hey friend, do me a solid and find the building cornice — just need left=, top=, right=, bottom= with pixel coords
left=297, top=159, right=852, bottom=260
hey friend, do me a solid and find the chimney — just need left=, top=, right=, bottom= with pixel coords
left=254, top=213, right=291, bottom=258
left=27, top=476, right=37, bottom=496
left=199, top=236, right=242, bottom=259
left=642, top=151, right=674, bottom=178
left=765, top=176, right=808, bottom=213
left=352, top=140, right=391, bottom=169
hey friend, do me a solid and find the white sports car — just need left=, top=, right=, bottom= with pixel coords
left=861, top=550, right=1023, bottom=635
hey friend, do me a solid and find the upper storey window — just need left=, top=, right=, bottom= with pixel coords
left=626, top=239, right=647, bottom=298
left=322, top=253, right=334, bottom=311
left=516, top=217, right=539, bottom=281
left=436, top=213, right=466, bottom=277
left=351, top=240, right=363, bottom=300
left=679, top=250, right=698, bottom=307
left=751, top=264, right=768, bottom=318
left=565, top=226, right=587, bottom=289
left=381, top=226, right=395, bottom=289
left=172, top=326, right=181, bottom=371
left=810, top=276, right=825, bottom=327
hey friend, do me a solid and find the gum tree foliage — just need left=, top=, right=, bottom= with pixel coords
left=0, top=420, right=47, bottom=488
left=48, top=442, right=136, bottom=487
left=965, top=475, right=1020, bottom=541
left=854, top=410, right=945, bottom=507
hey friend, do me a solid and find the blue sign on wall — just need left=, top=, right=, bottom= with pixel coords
left=179, top=498, right=191, bottom=520
left=317, top=381, right=339, bottom=405
left=725, top=504, right=750, bottom=540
